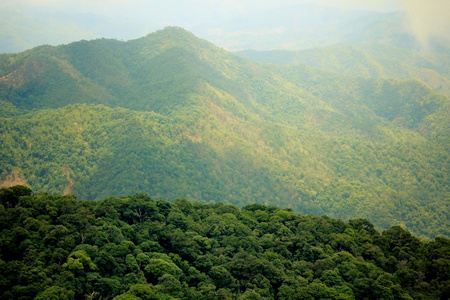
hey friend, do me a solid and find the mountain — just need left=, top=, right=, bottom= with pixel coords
left=193, top=8, right=409, bottom=50
left=3, top=3, right=449, bottom=54
left=236, top=42, right=450, bottom=95
left=0, top=27, right=448, bottom=239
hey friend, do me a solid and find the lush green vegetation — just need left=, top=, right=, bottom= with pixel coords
left=1, top=186, right=449, bottom=299
left=0, top=27, right=449, bottom=239
left=236, top=43, right=450, bottom=95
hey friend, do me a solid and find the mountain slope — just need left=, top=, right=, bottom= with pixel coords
left=0, top=27, right=448, bottom=238
left=236, top=43, right=450, bottom=95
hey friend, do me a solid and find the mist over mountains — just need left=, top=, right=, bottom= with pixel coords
left=1, top=1, right=449, bottom=54
left=0, top=27, right=448, bottom=240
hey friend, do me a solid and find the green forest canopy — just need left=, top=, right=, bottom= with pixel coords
left=1, top=186, right=449, bottom=300
left=0, top=27, right=449, bottom=240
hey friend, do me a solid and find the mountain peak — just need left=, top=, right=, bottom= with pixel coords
left=159, top=26, right=192, bottom=34
left=141, top=26, right=201, bottom=45
left=133, top=26, right=228, bottom=57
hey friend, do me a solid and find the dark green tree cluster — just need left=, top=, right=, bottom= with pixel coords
left=1, top=186, right=449, bottom=299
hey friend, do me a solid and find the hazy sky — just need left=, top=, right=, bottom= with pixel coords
left=0, top=0, right=400, bottom=10
left=1, top=0, right=448, bottom=51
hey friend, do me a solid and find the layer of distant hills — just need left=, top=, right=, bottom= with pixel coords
left=0, top=27, right=448, bottom=239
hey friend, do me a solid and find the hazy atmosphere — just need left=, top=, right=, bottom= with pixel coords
left=1, top=0, right=449, bottom=299
left=1, top=0, right=449, bottom=52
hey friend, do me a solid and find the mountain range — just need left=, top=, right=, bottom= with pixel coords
left=0, top=27, right=448, bottom=239
left=237, top=43, right=450, bottom=95
left=2, top=3, right=449, bottom=54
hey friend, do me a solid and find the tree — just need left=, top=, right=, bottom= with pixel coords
left=0, top=185, right=32, bottom=208
left=96, top=277, right=123, bottom=299
left=144, top=259, right=183, bottom=283
left=112, top=294, right=141, bottom=300
left=63, top=250, right=97, bottom=271
left=34, top=286, right=75, bottom=300
left=158, top=274, right=185, bottom=298
left=127, top=284, right=157, bottom=300
left=209, top=266, right=233, bottom=288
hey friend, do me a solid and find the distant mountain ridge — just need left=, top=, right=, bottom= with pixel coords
left=2, top=3, right=449, bottom=54
left=236, top=43, right=450, bottom=95
left=0, top=27, right=448, bottom=239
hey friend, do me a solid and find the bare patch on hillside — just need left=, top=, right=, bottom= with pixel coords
left=62, top=165, right=75, bottom=195
left=0, top=170, right=28, bottom=188
left=0, top=59, right=48, bottom=88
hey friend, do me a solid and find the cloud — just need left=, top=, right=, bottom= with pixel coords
left=396, top=0, right=450, bottom=48
left=314, top=0, right=449, bottom=48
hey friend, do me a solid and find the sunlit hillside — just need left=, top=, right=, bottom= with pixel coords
left=0, top=27, right=449, bottom=239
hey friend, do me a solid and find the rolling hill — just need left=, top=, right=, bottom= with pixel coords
left=0, top=27, right=448, bottom=239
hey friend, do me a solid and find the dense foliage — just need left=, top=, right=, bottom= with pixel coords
left=1, top=186, right=449, bottom=299
left=0, top=27, right=449, bottom=239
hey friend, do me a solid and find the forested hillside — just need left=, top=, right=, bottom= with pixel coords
left=1, top=186, right=449, bottom=299
left=236, top=43, right=450, bottom=95
left=0, top=27, right=448, bottom=239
